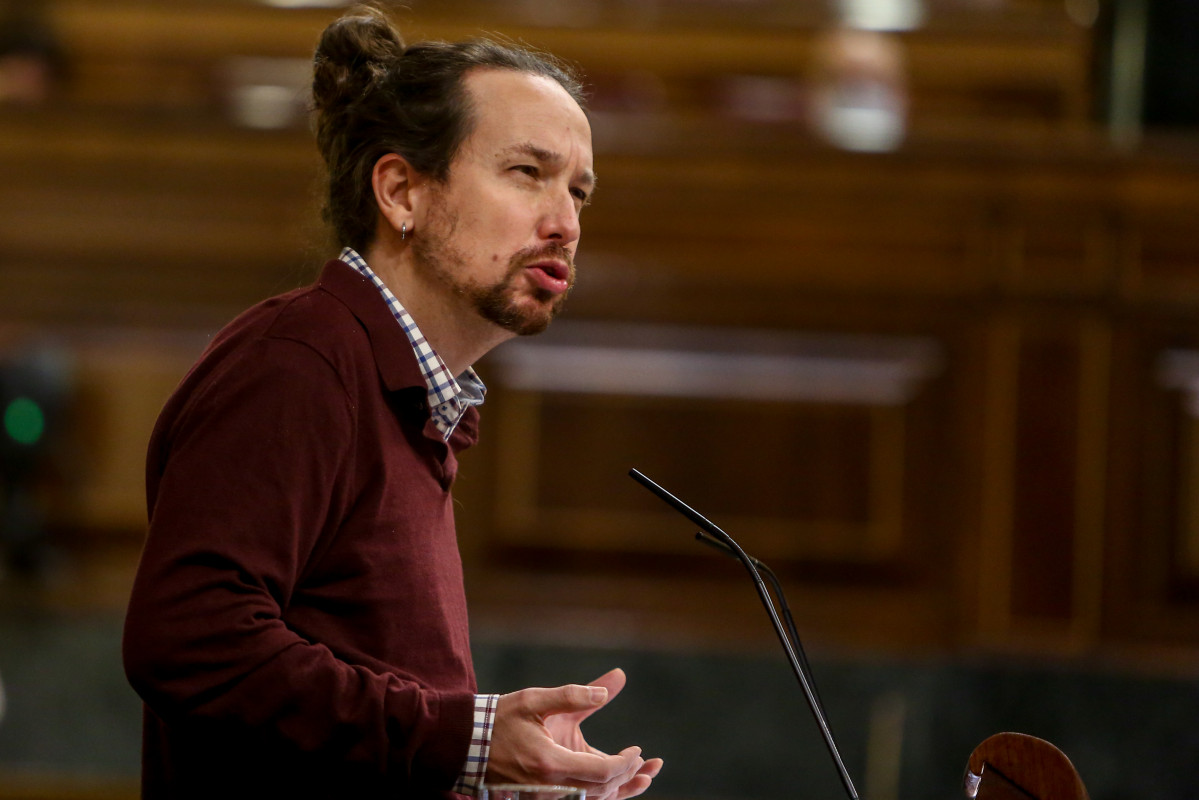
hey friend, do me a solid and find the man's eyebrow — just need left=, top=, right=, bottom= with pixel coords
left=504, top=141, right=597, bottom=187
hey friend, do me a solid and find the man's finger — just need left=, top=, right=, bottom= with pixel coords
left=589, top=746, right=648, bottom=800
left=587, top=668, right=626, bottom=699
left=614, top=757, right=664, bottom=800
left=615, top=775, right=653, bottom=800
left=560, top=668, right=627, bottom=725
left=541, top=744, right=641, bottom=787
left=515, top=684, right=608, bottom=719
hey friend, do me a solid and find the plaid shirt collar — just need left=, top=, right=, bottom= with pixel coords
left=339, top=247, right=485, bottom=440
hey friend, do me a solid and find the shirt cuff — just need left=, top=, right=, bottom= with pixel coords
left=452, top=693, right=499, bottom=796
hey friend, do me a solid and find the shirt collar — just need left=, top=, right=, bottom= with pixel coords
left=339, top=247, right=485, bottom=440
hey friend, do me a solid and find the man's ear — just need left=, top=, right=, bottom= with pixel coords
left=372, top=153, right=416, bottom=237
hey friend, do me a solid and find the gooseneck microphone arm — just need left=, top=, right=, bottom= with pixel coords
left=692, top=530, right=830, bottom=726
left=629, top=468, right=860, bottom=800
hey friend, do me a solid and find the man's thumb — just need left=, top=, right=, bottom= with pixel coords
left=528, top=683, right=608, bottom=716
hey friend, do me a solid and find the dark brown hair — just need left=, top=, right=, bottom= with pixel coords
left=311, top=5, right=586, bottom=252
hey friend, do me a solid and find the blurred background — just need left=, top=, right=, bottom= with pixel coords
left=3, top=0, right=1199, bottom=798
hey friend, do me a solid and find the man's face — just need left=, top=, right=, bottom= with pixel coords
left=411, top=68, right=595, bottom=337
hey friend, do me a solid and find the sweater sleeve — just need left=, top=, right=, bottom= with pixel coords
left=122, top=336, right=474, bottom=793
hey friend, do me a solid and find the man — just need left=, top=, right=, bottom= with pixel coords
left=123, top=8, right=662, bottom=799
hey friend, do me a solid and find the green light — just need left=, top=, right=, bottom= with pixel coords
left=4, top=397, right=45, bottom=446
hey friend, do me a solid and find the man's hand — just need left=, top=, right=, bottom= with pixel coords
left=486, top=668, right=663, bottom=800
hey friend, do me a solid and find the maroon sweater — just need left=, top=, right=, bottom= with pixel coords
left=123, top=259, right=479, bottom=799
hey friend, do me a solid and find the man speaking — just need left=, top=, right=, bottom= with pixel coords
left=122, top=6, right=663, bottom=799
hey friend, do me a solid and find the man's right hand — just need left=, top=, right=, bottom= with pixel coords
left=486, top=676, right=661, bottom=800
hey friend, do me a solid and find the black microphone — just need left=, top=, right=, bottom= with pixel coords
left=629, top=467, right=859, bottom=800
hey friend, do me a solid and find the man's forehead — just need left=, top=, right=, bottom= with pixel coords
left=464, top=70, right=591, bottom=150
left=465, top=66, right=577, bottom=108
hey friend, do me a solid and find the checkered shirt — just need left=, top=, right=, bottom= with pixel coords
left=338, top=247, right=497, bottom=794
left=339, top=248, right=485, bottom=441
left=451, top=692, right=498, bottom=795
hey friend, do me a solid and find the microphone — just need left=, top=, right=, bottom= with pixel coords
left=629, top=467, right=859, bottom=800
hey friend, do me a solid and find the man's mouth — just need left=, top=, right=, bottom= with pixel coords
left=523, top=259, right=572, bottom=295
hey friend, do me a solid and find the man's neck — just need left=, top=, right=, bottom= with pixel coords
left=362, top=241, right=512, bottom=376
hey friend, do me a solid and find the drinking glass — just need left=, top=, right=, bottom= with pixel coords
left=481, top=784, right=584, bottom=800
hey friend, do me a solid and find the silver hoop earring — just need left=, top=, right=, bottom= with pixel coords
left=401, top=222, right=407, bottom=241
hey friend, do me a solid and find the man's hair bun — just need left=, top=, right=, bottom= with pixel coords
left=311, top=5, right=404, bottom=117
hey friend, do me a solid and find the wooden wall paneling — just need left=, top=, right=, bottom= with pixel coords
left=975, top=312, right=1109, bottom=650
left=50, top=1, right=333, bottom=113
left=900, top=20, right=1092, bottom=125
left=4, top=0, right=1195, bottom=659
left=1161, top=353, right=1199, bottom=577
left=1011, top=324, right=1079, bottom=625
left=998, top=203, right=1116, bottom=297
left=1102, top=320, right=1169, bottom=644
left=1072, top=317, right=1112, bottom=643
left=449, top=319, right=975, bottom=652
left=1102, top=166, right=1199, bottom=651
left=582, top=153, right=995, bottom=299
left=490, top=392, right=895, bottom=561
left=1153, top=342, right=1196, bottom=618
left=483, top=322, right=942, bottom=562
left=1103, top=319, right=1199, bottom=651
left=976, top=315, right=1020, bottom=642
left=0, top=113, right=324, bottom=324
left=47, top=0, right=1092, bottom=129
left=1121, top=216, right=1199, bottom=304
left=1116, top=160, right=1199, bottom=304
left=60, top=331, right=204, bottom=533
left=459, top=317, right=970, bottom=651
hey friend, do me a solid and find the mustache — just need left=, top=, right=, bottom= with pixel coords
left=510, top=242, right=575, bottom=272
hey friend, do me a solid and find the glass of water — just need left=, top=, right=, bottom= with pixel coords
left=481, top=785, right=584, bottom=800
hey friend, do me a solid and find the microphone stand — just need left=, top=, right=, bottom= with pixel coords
left=692, top=530, right=830, bottom=726
left=629, top=468, right=860, bottom=800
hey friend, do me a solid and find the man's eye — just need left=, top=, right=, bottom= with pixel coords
left=512, top=165, right=538, bottom=177
left=571, top=188, right=590, bottom=204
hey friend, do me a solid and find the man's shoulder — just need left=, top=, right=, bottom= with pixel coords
left=181, top=259, right=422, bottom=404
left=211, top=262, right=370, bottom=362
left=167, top=271, right=361, bottom=403
left=268, top=280, right=369, bottom=355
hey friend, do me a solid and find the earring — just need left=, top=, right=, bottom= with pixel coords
left=401, top=222, right=407, bottom=241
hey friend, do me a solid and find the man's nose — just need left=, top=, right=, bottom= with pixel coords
left=539, top=189, right=581, bottom=244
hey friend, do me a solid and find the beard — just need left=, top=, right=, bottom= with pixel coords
left=410, top=211, right=575, bottom=337
left=469, top=244, right=575, bottom=335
